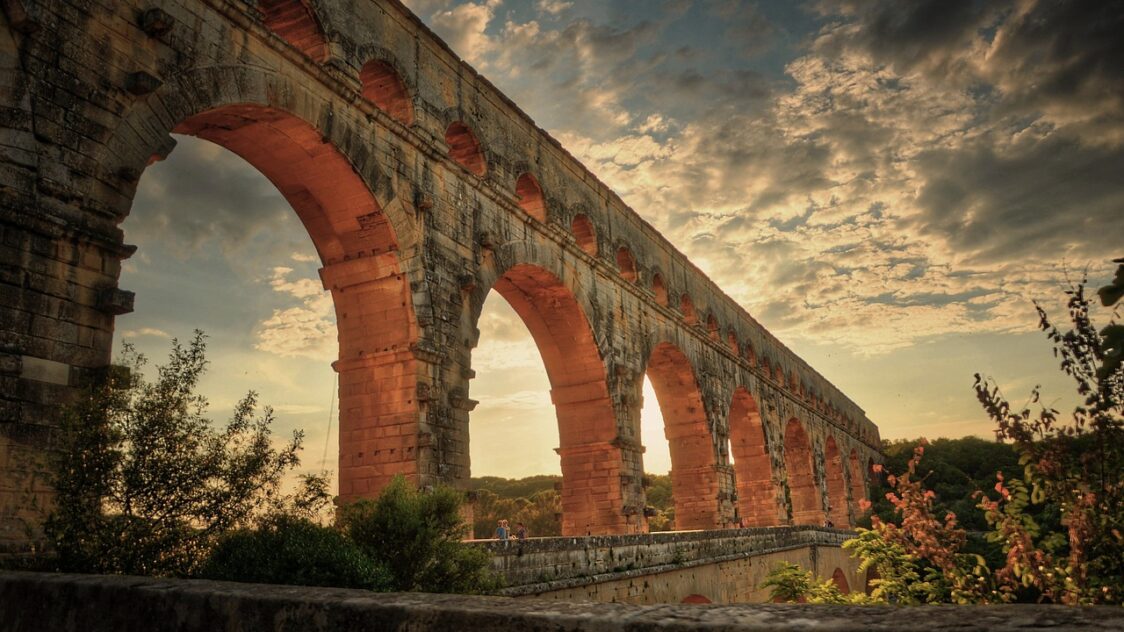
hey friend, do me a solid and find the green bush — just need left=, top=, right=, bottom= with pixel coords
left=199, top=517, right=388, bottom=590
left=44, top=332, right=317, bottom=577
left=341, top=475, right=501, bottom=594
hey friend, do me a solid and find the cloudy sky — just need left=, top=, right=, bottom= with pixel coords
left=118, top=0, right=1122, bottom=485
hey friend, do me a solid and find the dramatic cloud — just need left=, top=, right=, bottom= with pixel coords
left=127, top=136, right=309, bottom=270
left=254, top=267, right=336, bottom=361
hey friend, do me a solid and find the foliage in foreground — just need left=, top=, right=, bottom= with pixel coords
left=35, top=332, right=499, bottom=596
left=972, top=262, right=1123, bottom=604
left=770, top=261, right=1124, bottom=606
left=341, top=475, right=501, bottom=594
left=762, top=562, right=853, bottom=604
left=44, top=332, right=323, bottom=577
left=200, top=517, right=389, bottom=590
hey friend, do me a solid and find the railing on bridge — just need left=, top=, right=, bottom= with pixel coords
left=467, top=526, right=853, bottom=595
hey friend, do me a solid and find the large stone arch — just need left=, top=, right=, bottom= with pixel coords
left=102, top=65, right=417, bottom=251
left=98, top=68, right=423, bottom=504
left=783, top=418, right=822, bottom=525
left=728, top=388, right=777, bottom=526
left=823, top=436, right=848, bottom=527
left=470, top=242, right=626, bottom=535
left=643, top=341, right=721, bottom=530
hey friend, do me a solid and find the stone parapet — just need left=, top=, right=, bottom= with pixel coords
left=1, top=571, right=1120, bottom=631
left=469, top=526, right=850, bottom=591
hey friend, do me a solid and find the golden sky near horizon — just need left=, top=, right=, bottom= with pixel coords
left=115, top=0, right=1123, bottom=485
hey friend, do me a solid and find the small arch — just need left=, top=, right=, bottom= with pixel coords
left=680, top=293, right=698, bottom=325
left=258, top=0, right=329, bottom=62
left=616, top=246, right=638, bottom=282
left=831, top=568, right=850, bottom=593
left=484, top=263, right=622, bottom=536
left=445, top=122, right=486, bottom=176
left=784, top=419, right=821, bottom=525
left=774, top=365, right=785, bottom=383
left=726, top=329, right=739, bottom=354
left=865, top=567, right=880, bottom=595
left=360, top=60, right=413, bottom=125
left=729, top=389, right=776, bottom=527
left=515, top=173, right=547, bottom=222
left=682, top=594, right=712, bottom=604
left=745, top=343, right=756, bottom=367
left=571, top=214, right=597, bottom=255
left=824, top=437, right=848, bottom=527
left=645, top=342, right=721, bottom=530
left=849, top=448, right=866, bottom=516
left=651, top=273, right=668, bottom=306
left=706, top=314, right=719, bottom=340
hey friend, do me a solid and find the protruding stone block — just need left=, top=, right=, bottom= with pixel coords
left=96, top=288, right=134, bottom=315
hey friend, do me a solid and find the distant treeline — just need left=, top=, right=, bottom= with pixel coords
left=467, top=473, right=676, bottom=538
left=470, top=436, right=1024, bottom=544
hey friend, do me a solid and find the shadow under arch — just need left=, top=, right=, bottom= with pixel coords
left=644, top=341, right=720, bottom=530
left=472, top=245, right=624, bottom=536
left=102, top=76, right=423, bottom=505
left=784, top=418, right=822, bottom=525
left=823, top=436, right=848, bottom=527
left=848, top=447, right=867, bottom=517
left=728, top=388, right=777, bottom=526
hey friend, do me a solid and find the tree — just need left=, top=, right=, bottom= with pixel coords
left=762, top=561, right=852, bottom=604
left=973, top=262, right=1124, bottom=604
left=44, top=332, right=318, bottom=577
left=199, top=516, right=389, bottom=589
left=340, top=475, right=501, bottom=594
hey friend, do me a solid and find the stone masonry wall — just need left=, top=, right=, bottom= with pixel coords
left=470, top=527, right=860, bottom=604
left=471, top=526, right=848, bottom=591
left=2, top=571, right=1122, bottom=632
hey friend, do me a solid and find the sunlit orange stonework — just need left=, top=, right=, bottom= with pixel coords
left=0, top=0, right=880, bottom=549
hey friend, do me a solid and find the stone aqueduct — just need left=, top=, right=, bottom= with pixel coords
left=0, top=0, right=881, bottom=546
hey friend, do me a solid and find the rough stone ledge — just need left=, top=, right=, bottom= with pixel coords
left=494, top=541, right=828, bottom=597
left=1, top=571, right=1120, bottom=632
left=469, top=526, right=852, bottom=556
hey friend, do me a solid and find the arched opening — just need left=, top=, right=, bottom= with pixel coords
left=616, top=246, right=638, bottom=282
left=824, top=436, right=848, bottom=527
left=726, top=330, right=739, bottom=354
left=680, top=293, right=697, bottom=325
left=571, top=214, right=597, bottom=256
left=651, top=273, right=668, bottom=306
left=259, top=0, right=329, bottom=62
left=849, top=448, right=867, bottom=515
left=706, top=314, right=719, bottom=340
left=645, top=343, right=720, bottom=530
left=515, top=173, right=547, bottom=222
left=479, top=264, right=623, bottom=536
left=746, top=344, right=757, bottom=367
left=832, top=568, right=850, bottom=593
left=122, top=104, right=413, bottom=507
left=728, top=389, right=776, bottom=526
left=445, top=121, right=486, bottom=176
left=783, top=419, right=821, bottom=525
left=865, top=567, right=880, bottom=595
left=359, top=60, right=413, bottom=125
left=682, top=594, right=712, bottom=604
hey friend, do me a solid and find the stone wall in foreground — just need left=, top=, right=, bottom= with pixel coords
left=1, top=571, right=1120, bottom=632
